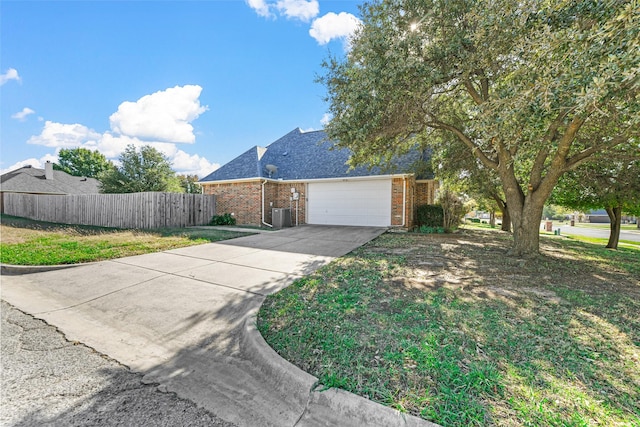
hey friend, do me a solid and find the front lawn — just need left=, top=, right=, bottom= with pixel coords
left=258, top=230, right=639, bottom=426
left=0, top=215, right=251, bottom=265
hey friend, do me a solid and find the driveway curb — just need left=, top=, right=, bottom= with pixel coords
left=1, top=262, right=88, bottom=275
left=242, top=311, right=439, bottom=427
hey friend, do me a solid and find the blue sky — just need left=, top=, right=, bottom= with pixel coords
left=1, top=0, right=362, bottom=177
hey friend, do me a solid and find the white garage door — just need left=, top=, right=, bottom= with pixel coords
left=307, top=179, right=392, bottom=226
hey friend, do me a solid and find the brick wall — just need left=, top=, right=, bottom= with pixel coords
left=202, top=181, right=262, bottom=225
left=264, top=181, right=307, bottom=226
left=202, top=180, right=307, bottom=226
left=416, top=180, right=438, bottom=206
left=391, top=178, right=405, bottom=226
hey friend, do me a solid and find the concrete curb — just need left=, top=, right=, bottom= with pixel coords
left=188, top=225, right=274, bottom=234
left=242, top=311, right=440, bottom=427
left=1, top=262, right=89, bottom=276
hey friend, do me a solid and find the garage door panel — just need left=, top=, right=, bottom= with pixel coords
left=308, top=180, right=392, bottom=227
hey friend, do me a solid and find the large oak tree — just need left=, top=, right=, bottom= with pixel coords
left=320, top=0, right=639, bottom=257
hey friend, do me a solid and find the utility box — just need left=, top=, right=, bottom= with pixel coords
left=272, top=208, right=292, bottom=229
left=545, top=221, right=553, bottom=232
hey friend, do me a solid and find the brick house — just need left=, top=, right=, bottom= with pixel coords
left=199, top=128, right=438, bottom=229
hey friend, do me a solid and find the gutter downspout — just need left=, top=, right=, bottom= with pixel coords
left=261, top=180, right=273, bottom=228
left=402, top=176, right=407, bottom=228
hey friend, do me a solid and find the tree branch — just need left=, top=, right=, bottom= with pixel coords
left=426, top=120, right=499, bottom=169
left=530, top=109, right=570, bottom=188
left=565, top=134, right=631, bottom=170
left=463, top=80, right=484, bottom=105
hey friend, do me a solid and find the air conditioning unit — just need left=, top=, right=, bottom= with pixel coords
left=272, top=208, right=292, bottom=229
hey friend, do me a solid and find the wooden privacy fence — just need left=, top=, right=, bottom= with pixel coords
left=2, top=192, right=216, bottom=229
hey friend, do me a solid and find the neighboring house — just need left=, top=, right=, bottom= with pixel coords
left=586, top=209, right=636, bottom=224
left=199, top=128, right=438, bottom=228
left=586, top=209, right=610, bottom=223
left=0, top=162, right=101, bottom=213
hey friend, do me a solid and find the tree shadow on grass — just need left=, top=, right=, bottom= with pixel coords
left=257, top=230, right=640, bottom=426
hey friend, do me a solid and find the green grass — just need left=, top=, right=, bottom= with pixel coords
left=258, top=230, right=640, bottom=426
left=0, top=214, right=251, bottom=265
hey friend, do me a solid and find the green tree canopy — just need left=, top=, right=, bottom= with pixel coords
left=551, top=145, right=640, bottom=248
left=54, top=147, right=114, bottom=178
left=177, top=174, right=203, bottom=194
left=99, top=145, right=182, bottom=194
left=320, top=0, right=639, bottom=257
left=433, top=135, right=512, bottom=231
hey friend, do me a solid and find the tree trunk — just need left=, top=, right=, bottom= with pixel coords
left=491, top=195, right=511, bottom=232
left=490, top=211, right=496, bottom=228
left=509, top=202, right=544, bottom=257
left=501, top=206, right=511, bottom=232
left=500, top=176, right=545, bottom=257
left=605, top=205, right=622, bottom=249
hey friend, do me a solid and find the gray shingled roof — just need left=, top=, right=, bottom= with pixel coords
left=1, top=166, right=101, bottom=194
left=200, top=128, right=431, bottom=182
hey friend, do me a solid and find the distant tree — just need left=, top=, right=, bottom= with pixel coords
left=99, top=145, right=182, bottom=193
left=54, top=147, right=114, bottom=178
left=434, top=136, right=511, bottom=232
left=177, top=174, right=203, bottom=194
left=551, top=146, right=640, bottom=249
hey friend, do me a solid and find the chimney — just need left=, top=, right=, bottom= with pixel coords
left=45, top=161, right=54, bottom=180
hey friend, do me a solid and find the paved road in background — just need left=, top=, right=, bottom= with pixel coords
left=1, top=301, right=235, bottom=427
left=549, top=223, right=640, bottom=243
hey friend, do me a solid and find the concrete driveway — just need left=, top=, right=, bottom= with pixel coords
left=1, top=225, right=433, bottom=426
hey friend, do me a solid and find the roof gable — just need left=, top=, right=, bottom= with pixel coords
left=200, top=128, right=431, bottom=182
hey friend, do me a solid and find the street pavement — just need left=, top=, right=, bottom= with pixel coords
left=1, top=300, right=235, bottom=426
left=1, top=225, right=434, bottom=427
left=551, top=223, right=640, bottom=243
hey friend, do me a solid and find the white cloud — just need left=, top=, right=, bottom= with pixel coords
left=109, top=85, right=208, bottom=143
left=17, top=85, right=219, bottom=182
left=0, top=68, right=20, bottom=86
left=246, top=0, right=273, bottom=18
left=248, top=0, right=318, bottom=22
left=171, top=150, right=220, bottom=178
left=91, top=133, right=144, bottom=158
left=27, top=121, right=102, bottom=148
left=11, top=107, right=36, bottom=121
left=276, top=0, right=318, bottom=22
left=320, top=113, right=332, bottom=126
left=310, top=12, right=361, bottom=46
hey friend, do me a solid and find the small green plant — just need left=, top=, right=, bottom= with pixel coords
left=417, top=225, right=446, bottom=234
left=210, top=213, right=236, bottom=226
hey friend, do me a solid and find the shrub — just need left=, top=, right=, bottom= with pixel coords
left=415, top=204, right=444, bottom=228
left=417, top=225, right=446, bottom=234
left=437, top=188, right=466, bottom=231
left=210, top=213, right=236, bottom=226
